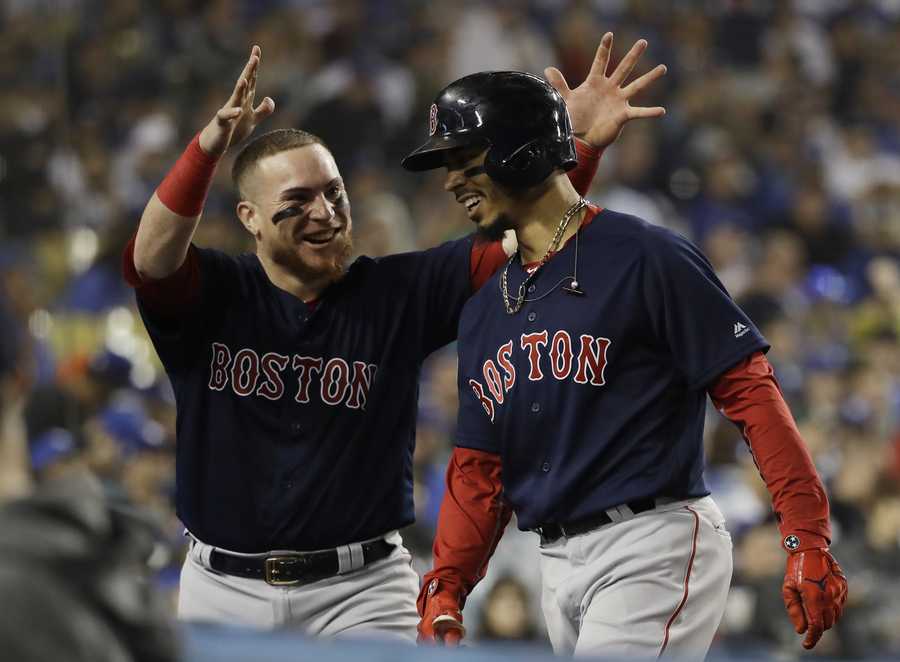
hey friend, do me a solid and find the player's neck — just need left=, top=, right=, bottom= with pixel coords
left=514, top=176, right=584, bottom=264
left=257, top=253, right=332, bottom=303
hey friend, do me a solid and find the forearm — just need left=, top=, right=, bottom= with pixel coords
left=566, top=139, right=602, bottom=197
left=422, top=447, right=512, bottom=608
left=133, top=134, right=219, bottom=281
left=709, top=351, right=831, bottom=545
left=134, top=194, right=201, bottom=280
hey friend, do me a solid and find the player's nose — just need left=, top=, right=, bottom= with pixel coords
left=307, top=193, right=335, bottom=222
left=443, top=166, right=467, bottom=193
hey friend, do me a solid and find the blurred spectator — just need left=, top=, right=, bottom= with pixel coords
left=0, top=471, right=178, bottom=662
left=475, top=575, right=544, bottom=644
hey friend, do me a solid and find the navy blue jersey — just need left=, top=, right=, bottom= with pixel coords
left=455, top=208, right=769, bottom=530
left=135, top=237, right=473, bottom=552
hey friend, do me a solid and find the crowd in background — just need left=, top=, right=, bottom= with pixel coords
left=1, top=0, right=899, bottom=659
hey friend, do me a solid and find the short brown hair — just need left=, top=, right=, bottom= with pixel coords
left=232, top=128, right=329, bottom=200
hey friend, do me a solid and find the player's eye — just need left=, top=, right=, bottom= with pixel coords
left=327, top=185, right=348, bottom=207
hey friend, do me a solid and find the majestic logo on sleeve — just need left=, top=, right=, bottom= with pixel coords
left=208, top=342, right=377, bottom=410
left=469, top=330, right=611, bottom=421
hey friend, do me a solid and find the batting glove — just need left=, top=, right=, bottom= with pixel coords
left=417, top=578, right=466, bottom=646
left=781, top=536, right=848, bottom=650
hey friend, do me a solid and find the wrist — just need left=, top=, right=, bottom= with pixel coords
left=782, top=532, right=830, bottom=553
left=156, top=133, right=220, bottom=217
left=418, top=577, right=464, bottom=616
left=575, top=137, right=604, bottom=160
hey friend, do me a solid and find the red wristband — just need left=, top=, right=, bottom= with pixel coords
left=156, top=133, right=219, bottom=217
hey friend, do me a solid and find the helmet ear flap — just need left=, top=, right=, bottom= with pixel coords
left=484, top=140, right=555, bottom=189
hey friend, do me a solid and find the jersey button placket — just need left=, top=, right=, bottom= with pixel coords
left=531, top=402, right=540, bottom=413
left=527, top=311, right=537, bottom=322
left=541, top=462, right=551, bottom=472
left=290, top=422, right=303, bottom=436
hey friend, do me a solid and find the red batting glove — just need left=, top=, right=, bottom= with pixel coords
left=781, top=537, right=848, bottom=650
left=417, top=578, right=466, bottom=646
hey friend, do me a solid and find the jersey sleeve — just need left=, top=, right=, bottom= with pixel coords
left=123, top=240, right=238, bottom=371
left=641, top=226, right=769, bottom=389
left=387, top=236, right=475, bottom=358
left=455, top=351, right=500, bottom=453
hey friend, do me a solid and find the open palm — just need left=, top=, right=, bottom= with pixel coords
left=545, top=33, right=667, bottom=149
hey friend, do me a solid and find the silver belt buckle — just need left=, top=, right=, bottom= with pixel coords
left=264, top=555, right=304, bottom=586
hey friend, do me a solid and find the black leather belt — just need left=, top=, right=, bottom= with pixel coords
left=534, top=497, right=659, bottom=544
left=207, top=539, right=395, bottom=586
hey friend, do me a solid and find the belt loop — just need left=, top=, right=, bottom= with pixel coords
left=189, top=537, right=215, bottom=569
left=348, top=542, right=365, bottom=572
left=617, top=504, right=634, bottom=518
left=605, top=507, right=624, bottom=523
left=336, top=542, right=365, bottom=574
left=336, top=545, right=352, bottom=574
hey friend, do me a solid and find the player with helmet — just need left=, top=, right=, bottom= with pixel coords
left=123, top=36, right=667, bottom=639
left=407, top=35, right=848, bottom=656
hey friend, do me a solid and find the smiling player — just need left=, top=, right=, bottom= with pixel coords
left=122, top=38, right=666, bottom=639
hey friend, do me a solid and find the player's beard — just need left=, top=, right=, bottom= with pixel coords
left=476, top=212, right=515, bottom=242
left=276, top=228, right=354, bottom=287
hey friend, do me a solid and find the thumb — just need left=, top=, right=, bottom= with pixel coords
left=544, top=67, right=571, bottom=97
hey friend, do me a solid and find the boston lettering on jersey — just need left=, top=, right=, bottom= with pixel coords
left=208, top=342, right=377, bottom=410
left=468, top=331, right=611, bottom=421
left=454, top=209, right=770, bottom=530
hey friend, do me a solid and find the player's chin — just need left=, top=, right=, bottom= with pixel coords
left=297, top=232, right=353, bottom=282
left=475, top=212, right=511, bottom=242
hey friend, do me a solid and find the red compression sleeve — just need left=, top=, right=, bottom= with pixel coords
left=568, top=139, right=603, bottom=197
left=709, top=351, right=831, bottom=548
left=122, top=235, right=201, bottom=315
left=419, top=447, right=513, bottom=612
left=470, top=240, right=509, bottom=291
left=156, top=133, right=219, bottom=217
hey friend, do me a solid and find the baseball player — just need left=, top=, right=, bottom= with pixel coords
left=405, top=39, right=849, bottom=657
left=122, top=38, right=664, bottom=639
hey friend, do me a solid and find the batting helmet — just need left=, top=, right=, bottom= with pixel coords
left=402, top=71, right=577, bottom=189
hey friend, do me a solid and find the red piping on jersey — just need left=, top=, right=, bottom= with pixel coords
left=658, top=506, right=700, bottom=657
left=709, top=352, right=831, bottom=546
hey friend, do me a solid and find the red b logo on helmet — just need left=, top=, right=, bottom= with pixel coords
left=428, top=104, right=438, bottom=136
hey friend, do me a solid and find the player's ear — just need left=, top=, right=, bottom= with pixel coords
left=236, top=200, right=260, bottom=237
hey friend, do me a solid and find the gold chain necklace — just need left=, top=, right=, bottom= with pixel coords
left=501, top=198, right=587, bottom=315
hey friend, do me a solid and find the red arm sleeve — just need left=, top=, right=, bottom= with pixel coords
left=122, top=234, right=201, bottom=316
left=418, top=447, right=513, bottom=612
left=467, top=139, right=603, bottom=291
left=568, top=139, right=603, bottom=197
left=708, top=351, right=831, bottom=549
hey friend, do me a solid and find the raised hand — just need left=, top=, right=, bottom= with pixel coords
left=199, top=45, right=276, bottom=158
left=545, top=33, right=667, bottom=149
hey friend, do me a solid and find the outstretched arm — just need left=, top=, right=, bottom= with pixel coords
left=417, top=447, right=512, bottom=646
left=132, top=46, right=274, bottom=281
